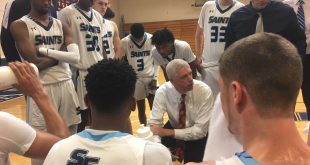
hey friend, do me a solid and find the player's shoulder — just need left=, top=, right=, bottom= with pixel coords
left=144, top=141, right=172, bottom=164
left=234, top=1, right=245, bottom=8
left=145, top=32, right=153, bottom=38
left=202, top=0, right=217, bottom=8
left=175, top=40, right=191, bottom=49
left=92, top=9, right=103, bottom=19
left=59, top=4, right=74, bottom=13
left=121, top=35, right=131, bottom=43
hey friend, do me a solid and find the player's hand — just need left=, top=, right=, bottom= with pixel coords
left=148, top=79, right=157, bottom=90
left=9, top=61, right=47, bottom=99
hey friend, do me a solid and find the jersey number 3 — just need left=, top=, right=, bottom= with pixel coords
left=137, top=59, right=144, bottom=71
left=210, top=26, right=226, bottom=42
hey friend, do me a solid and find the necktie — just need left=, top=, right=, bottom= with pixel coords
left=297, top=0, right=305, bottom=30
left=175, top=94, right=186, bottom=162
left=256, top=13, right=264, bottom=33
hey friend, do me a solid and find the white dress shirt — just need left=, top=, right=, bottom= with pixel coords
left=284, top=0, right=310, bottom=54
left=150, top=80, right=214, bottom=141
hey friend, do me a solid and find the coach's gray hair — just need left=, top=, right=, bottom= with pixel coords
left=166, top=59, right=189, bottom=80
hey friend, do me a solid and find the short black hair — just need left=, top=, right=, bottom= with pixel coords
left=103, top=7, right=115, bottom=20
left=220, top=33, right=302, bottom=117
left=130, top=23, right=145, bottom=39
left=151, top=28, right=175, bottom=46
left=85, top=59, right=137, bottom=114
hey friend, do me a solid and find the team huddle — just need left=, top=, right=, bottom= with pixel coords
left=0, top=0, right=310, bottom=164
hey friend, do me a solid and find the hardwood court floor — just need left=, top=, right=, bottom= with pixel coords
left=0, top=70, right=308, bottom=165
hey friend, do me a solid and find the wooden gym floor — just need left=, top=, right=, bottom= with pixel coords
left=0, top=70, right=308, bottom=165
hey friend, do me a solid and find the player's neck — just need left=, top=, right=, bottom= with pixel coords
left=219, top=0, right=233, bottom=6
left=76, top=2, right=91, bottom=12
left=242, top=117, right=310, bottom=163
left=29, top=11, right=49, bottom=24
left=90, top=115, right=129, bottom=132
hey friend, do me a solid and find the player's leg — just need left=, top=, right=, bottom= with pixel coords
left=58, top=79, right=81, bottom=134
left=137, top=99, right=147, bottom=125
left=201, top=66, right=219, bottom=98
left=76, top=71, right=91, bottom=132
left=134, top=78, right=148, bottom=125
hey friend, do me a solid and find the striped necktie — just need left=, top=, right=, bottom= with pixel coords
left=297, top=0, right=305, bottom=30
left=175, top=94, right=186, bottom=162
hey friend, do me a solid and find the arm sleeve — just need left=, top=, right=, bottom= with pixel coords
left=143, top=142, right=173, bottom=165
left=0, top=112, right=36, bottom=155
left=174, top=84, right=214, bottom=141
left=38, top=43, right=80, bottom=64
left=149, top=88, right=166, bottom=125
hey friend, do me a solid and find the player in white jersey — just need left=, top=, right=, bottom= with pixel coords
left=58, top=0, right=107, bottom=132
left=195, top=0, right=244, bottom=97
left=10, top=0, right=81, bottom=134
left=92, top=0, right=122, bottom=59
left=151, top=28, right=196, bottom=81
left=10, top=0, right=81, bottom=163
left=121, top=23, right=158, bottom=125
left=0, top=62, right=70, bottom=165
left=43, top=59, right=172, bottom=165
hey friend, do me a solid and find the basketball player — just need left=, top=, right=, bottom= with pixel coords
left=0, top=61, right=70, bottom=165
left=92, top=0, right=122, bottom=59
left=121, top=23, right=158, bottom=125
left=1, top=0, right=57, bottom=63
left=10, top=0, right=81, bottom=163
left=187, top=33, right=310, bottom=165
left=43, top=59, right=172, bottom=165
left=195, top=0, right=243, bottom=98
left=58, top=0, right=107, bottom=132
left=151, top=28, right=197, bottom=81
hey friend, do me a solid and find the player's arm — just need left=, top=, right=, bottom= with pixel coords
left=111, top=21, right=122, bottom=59
left=9, top=61, right=70, bottom=158
left=307, top=125, right=310, bottom=146
left=195, top=24, right=204, bottom=69
left=38, top=23, right=80, bottom=64
left=189, top=60, right=197, bottom=79
left=10, top=20, right=58, bottom=70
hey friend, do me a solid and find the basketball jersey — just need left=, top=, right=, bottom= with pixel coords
left=43, top=130, right=146, bottom=165
left=122, top=33, right=155, bottom=78
left=58, top=4, right=104, bottom=70
left=215, top=151, right=260, bottom=165
left=152, top=40, right=196, bottom=67
left=198, top=0, right=243, bottom=67
left=103, top=19, right=115, bottom=59
left=20, top=15, right=71, bottom=85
